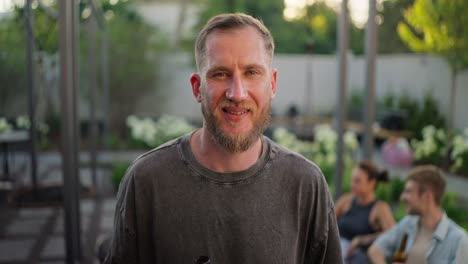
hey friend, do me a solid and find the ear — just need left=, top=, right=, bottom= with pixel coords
left=190, top=73, right=202, bottom=103
left=270, top=69, right=277, bottom=98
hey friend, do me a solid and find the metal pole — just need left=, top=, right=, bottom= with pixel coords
left=363, top=0, right=378, bottom=160
left=58, top=0, right=82, bottom=262
left=102, top=27, right=109, bottom=151
left=334, top=0, right=349, bottom=200
left=88, top=8, right=98, bottom=193
left=25, top=0, right=38, bottom=196
left=71, top=0, right=82, bottom=258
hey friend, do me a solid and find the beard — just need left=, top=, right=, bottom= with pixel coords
left=202, top=99, right=271, bottom=153
left=405, top=204, right=423, bottom=215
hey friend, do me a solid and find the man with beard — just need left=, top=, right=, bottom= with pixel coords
left=104, top=13, right=342, bottom=264
left=368, top=165, right=468, bottom=264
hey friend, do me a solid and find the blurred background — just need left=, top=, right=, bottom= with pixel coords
left=0, top=0, right=467, bottom=263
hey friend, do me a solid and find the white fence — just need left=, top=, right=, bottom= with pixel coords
left=135, top=53, right=468, bottom=130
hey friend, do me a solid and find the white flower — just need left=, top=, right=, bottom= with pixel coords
left=344, top=131, right=358, bottom=151
left=16, top=115, right=30, bottom=129
left=0, top=118, right=13, bottom=133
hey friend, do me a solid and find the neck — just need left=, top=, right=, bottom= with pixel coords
left=419, top=205, right=443, bottom=231
left=190, top=128, right=263, bottom=173
left=355, top=192, right=376, bottom=205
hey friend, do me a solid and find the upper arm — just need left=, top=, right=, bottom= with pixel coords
left=372, top=223, right=401, bottom=260
left=105, top=170, right=139, bottom=263
left=323, top=205, right=344, bottom=263
left=335, top=193, right=352, bottom=218
left=375, top=201, right=396, bottom=231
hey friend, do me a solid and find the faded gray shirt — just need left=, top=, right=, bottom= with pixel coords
left=104, top=134, right=342, bottom=264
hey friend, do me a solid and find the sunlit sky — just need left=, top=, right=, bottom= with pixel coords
left=1, top=0, right=380, bottom=27
left=285, top=0, right=383, bottom=27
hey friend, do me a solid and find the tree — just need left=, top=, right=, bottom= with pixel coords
left=0, top=0, right=169, bottom=137
left=378, top=0, right=414, bottom=53
left=193, top=0, right=364, bottom=54
left=398, top=0, right=468, bottom=129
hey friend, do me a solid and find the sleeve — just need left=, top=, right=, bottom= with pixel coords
left=372, top=219, right=404, bottom=260
left=322, top=205, right=344, bottom=264
left=454, top=232, right=468, bottom=264
left=303, top=166, right=343, bottom=263
left=104, top=170, right=139, bottom=264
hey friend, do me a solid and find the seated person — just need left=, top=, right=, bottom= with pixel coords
left=368, top=165, right=468, bottom=264
left=335, top=161, right=395, bottom=263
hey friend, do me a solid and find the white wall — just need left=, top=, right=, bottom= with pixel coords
left=140, top=53, right=468, bottom=130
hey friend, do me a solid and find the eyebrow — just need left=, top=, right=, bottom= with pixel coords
left=206, top=66, right=230, bottom=75
left=207, top=63, right=267, bottom=71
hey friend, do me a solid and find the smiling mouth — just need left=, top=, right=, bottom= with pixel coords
left=222, top=107, right=250, bottom=115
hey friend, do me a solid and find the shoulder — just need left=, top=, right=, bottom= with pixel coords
left=446, top=219, right=468, bottom=242
left=132, top=137, right=181, bottom=169
left=336, top=193, right=354, bottom=205
left=121, top=136, right=184, bottom=185
left=374, top=200, right=392, bottom=213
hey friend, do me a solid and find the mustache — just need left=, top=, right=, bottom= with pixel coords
left=219, top=101, right=256, bottom=111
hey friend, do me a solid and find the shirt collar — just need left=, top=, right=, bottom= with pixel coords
left=432, top=213, right=450, bottom=241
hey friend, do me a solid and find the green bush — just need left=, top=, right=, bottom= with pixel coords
left=376, top=176, right=405, bottom=204
left=346, top=90, right=446, bottom=139
left=451, top=129, right=468, bottom=174
left=126, top=115, right=195, bottom=149
left=272, top=126, right=358, bottom=184
left=442, top=192, right=468, bottom=229
left=111, top=162, right=131, bottom=189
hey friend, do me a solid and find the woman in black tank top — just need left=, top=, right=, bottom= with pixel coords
left=335, top=161, right=396, bottom=264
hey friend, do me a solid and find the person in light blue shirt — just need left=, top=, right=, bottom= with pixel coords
left=368, top=165, right=468, bottom=264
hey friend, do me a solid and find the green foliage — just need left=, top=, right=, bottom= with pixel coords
left=451, top=129, right=468, bottom=174
left=398, top=92, right=446, bottom=139
left=272, top=125, right=358, bottom=185
left=126, top=115, right=195, bottom=149
left=347, top=89, right=445, bottom=139
left=111, top=162, right=131, bottom=189
left=104, top=11, right=169, bottom=136
left=398, top=0, right=468, bottom=129
left=398, top=0, right=468, bottom=72
left=411, top=125, right=448, bottom=165
left=0, top=12, right=27, bottom=116
left=193, top=0, right=365, bottom=54
left=392, top=202, right=407, bottom=222
left=442, top=192, right=468, bottom=229
left=378, top=0, right=414, bottom=54
left=376, top=177, right=406, bottom=204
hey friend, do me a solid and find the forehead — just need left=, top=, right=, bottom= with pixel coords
left=204, top=26, right=269, bottom=66
left=352, top=167, right=366, bottom=178
left=405, top=180, right=419, bottom=190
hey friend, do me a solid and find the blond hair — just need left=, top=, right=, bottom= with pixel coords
left=194, top=13, right=275, bottom=71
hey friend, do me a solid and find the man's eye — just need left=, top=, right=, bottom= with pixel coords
left=246, top=70, right=258, bottom=76
left=212, top=72, right=227, bottom=78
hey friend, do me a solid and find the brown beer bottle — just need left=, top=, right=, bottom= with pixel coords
left=392, top=233, right=408, bottom=262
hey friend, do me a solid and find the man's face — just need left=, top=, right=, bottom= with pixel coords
left=191, top=26, right=277, bottom=153
left=400, top=180, right=426, bottom=215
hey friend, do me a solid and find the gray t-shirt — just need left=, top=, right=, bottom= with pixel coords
left=105, top=134, right=342, bottom=263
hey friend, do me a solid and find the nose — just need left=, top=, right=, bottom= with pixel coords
left=225, top=73, right=248, bottom=102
